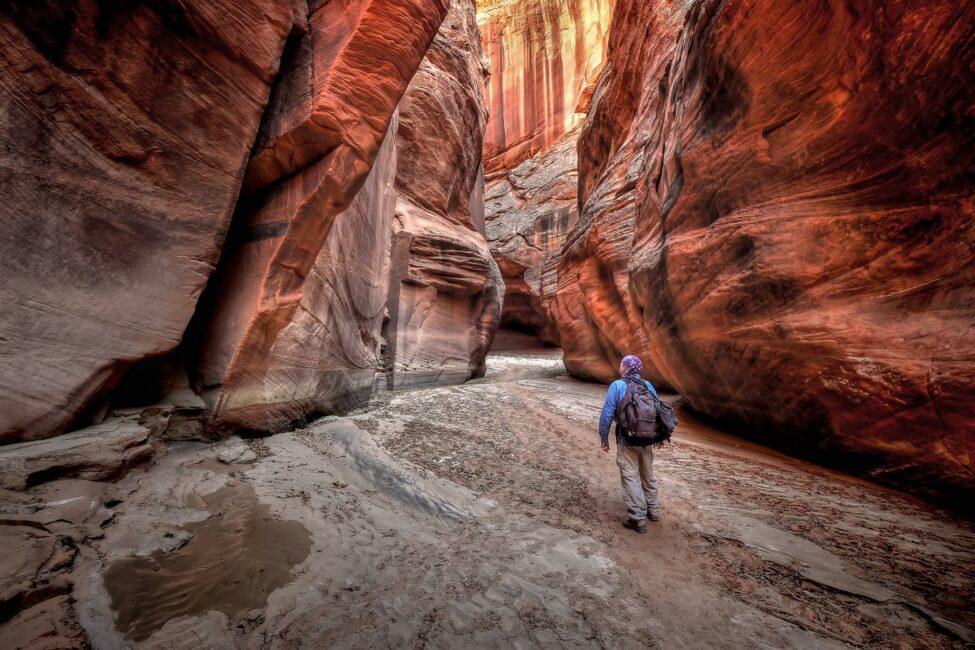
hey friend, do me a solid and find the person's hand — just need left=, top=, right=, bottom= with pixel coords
left=600, top=441, right=610, bottom=453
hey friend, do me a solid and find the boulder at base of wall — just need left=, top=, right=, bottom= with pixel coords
left=384, top=211, right=504, bottom=389
left=0, top=421, right=155, bottom=490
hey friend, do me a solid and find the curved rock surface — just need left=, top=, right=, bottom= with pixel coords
left=384, top=0, right=503, bottom=389
left=0, top=0, right=297, bottom=443
left=480, top=0, right=613, bottom=342
left=552, top=0, right=687, bottom=386
left=192, top=116, right=400, bottom=431
left=190, top=0, right=450, bottom=431
left=565, top=0, right=975, bottom=501
left=478, top=0, right=613, bottom=173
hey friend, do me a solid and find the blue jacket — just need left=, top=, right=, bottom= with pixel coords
left=599, top=377, right=659, bottom=444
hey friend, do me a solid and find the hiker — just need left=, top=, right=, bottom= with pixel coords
left=598, top=355, right=661, bottom=534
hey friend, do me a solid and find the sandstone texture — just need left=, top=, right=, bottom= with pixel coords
left=190, top=0, right=450, bottom=431
left=384, top=0, right=504, bottom=388
left=485, top=131, right=579, bottom=343
left=0, top=0, right=297, bottom=443
left=480, top=0, right=613, bottom=342
left=552, top=0, right=686, bottom=386
left=478, top=0, right=613, bottom=173
left=192, top=117, right=400, bottom=431
left=565, top=0, right=975, bottom=500
left=0, top=420, right=153, bottom=490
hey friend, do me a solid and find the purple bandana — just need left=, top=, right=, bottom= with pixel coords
left=621, top=355, right=643, bottom=378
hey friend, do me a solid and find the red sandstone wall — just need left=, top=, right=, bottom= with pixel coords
left=0, top=0, right=296, bottom=443
left=485, top=132, right=579, bottom=343
left=551, top=0, right=687, bottom=386
left=0, top=0, right=505, bottom=442
left=478, top=0, right=612, bottom=173
left=562, top=0, right=975, bottom=501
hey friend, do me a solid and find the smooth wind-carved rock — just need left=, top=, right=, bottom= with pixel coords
left=551, top=0, right=685, bottom=386
left=565, top=0, right=975, bottom=502
left=383, top=0, right=504, bottom=388
left=0, top=0, right=297, bottom=443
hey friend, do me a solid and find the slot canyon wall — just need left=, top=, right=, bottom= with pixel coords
left=479, top=0, right=612, bottom=342
left=0, top=0, right=299, bottom=443
left=0, top=0, right=499, bottom=442
left=556, top=0, right=975, bottom=502
left=477, top=0, right=973, bottom=502
left=384, top=0, right=503, bottom=390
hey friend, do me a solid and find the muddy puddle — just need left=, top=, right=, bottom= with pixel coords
left=103, top=480, right=311, bottom=642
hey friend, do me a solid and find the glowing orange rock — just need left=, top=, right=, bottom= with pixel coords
left=478, top=0, right=612, bottom=173
left=561, top=0, right=975, bottom=503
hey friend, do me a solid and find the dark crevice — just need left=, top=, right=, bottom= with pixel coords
left=179, top=13, right=309, bottom=397
left=107, top=349, right=185, bottom=411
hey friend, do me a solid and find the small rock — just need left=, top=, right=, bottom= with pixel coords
left=216, top=440, right=258, bottom=465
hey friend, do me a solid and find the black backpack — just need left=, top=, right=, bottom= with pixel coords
left=617, top=377, right=677, bottom=446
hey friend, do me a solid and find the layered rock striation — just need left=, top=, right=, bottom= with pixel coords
left=564, top=0, right=975, bottom=500
left=0, top=0, right=297, bottom=443
left=480, top=0, right=612, bottom=341
left=384, top=0, right=503, bottom=388
left=551, top=0, right=687, bottom=386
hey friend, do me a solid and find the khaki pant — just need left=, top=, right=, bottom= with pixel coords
left=616, top=442, right=660, bottom=522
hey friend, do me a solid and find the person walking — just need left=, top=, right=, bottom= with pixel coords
left=598, top=355, right=661, bottom=534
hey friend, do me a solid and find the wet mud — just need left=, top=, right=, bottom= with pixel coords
left=103, top=481, right=311, bottom=641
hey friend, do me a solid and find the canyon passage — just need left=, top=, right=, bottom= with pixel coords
left=1, top=0, right=974, bottom=648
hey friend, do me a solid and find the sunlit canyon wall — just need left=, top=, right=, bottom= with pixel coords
left=556, top=0, right=975, bottom=502
left=479, top=0, right=613, bottom=341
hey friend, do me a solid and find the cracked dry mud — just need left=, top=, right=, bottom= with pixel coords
left=20, top=332, right=975, bottom=648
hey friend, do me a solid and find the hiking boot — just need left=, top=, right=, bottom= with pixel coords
left=622, top=518, right=647, bottom=534
left=647, top=512, right=660, bottom=523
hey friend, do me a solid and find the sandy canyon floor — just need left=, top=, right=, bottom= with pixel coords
left=5, top=332, right=974, bottom=649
